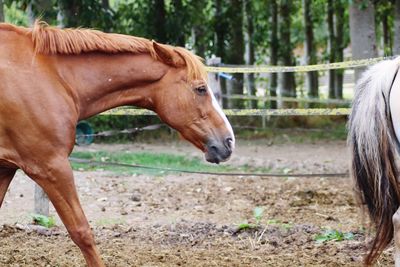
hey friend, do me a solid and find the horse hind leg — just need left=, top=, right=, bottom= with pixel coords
left=0, top=169, right=17, bottom=208
left=393, top=208, right=400, bottom=267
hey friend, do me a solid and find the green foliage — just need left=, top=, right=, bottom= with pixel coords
left=315, top=229, right=354, bottom=243
left=86, top=115, right=166, bottom=143
left=237, top=206, right=265, bottom=230
left=4, top=2, right=28, bottom=25
left=266, top=219, right=293, bottom=230
left=253, top=207, right=264, bottom=224
left=32, top=214, right=56, bottom=228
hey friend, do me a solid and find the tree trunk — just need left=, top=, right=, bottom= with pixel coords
left=382, top=14, right=392, bottom=56
left=394, top=0, right=400, bottom=55
left=214, top=0, right=226, bottom=60
left=334, top=1, right=345, bottom=99
left=349, top=0, right=377, bottom=82
left=101, top=0, right=112, bottom=31
left=227, top=0, right=244, bottom=108
left=102, top=0, right=109, bottom=9
left=244, top=0, right=256, bottom=108
left=58, top=0, right=80, bottom=27
left=170, top=0, right=186, bottom=46
left=214, top=0, right=228, bottom=107
left=279, top=0, right=296, bottom=107
left=27, top=0, right=54, bottom=25
left=154, top=0, right=167, bottom=43
left=0, top=0, right=4, bottom=23
left=192, top=26, right=206, bottom=58
left=327, top=0, right=336, bottom=99
left=269, top=0, right=278, bottom=109
left=303, top=0, right=318, bottom=101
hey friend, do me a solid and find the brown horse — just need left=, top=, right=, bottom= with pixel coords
left=0, top=21, right=234, bottom=266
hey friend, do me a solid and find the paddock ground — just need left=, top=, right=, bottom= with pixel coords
left=0, top=140, right=394, bottom=266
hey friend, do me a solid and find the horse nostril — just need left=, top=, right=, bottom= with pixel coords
left=210, top=145, right=218, bottom=153
left=224, top=137, right=233, bottom=151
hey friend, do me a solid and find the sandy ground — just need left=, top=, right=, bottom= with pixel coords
left=0, top=140, right=393, bottom=266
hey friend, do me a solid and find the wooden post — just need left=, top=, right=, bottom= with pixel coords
left=34, top=185, right=49, bottom=216
left=206, top=57, right=222, bottom=106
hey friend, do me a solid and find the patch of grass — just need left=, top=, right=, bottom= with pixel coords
left=237, top=207, right=265, bottom=230
left=70, top=150, right=273, bottom=176
left=315, top=229, right=354, bottom=243
left=95, top=218, right=126, bottom=226
left=266, top=219, right=293, bottom=230
left=236, top=124, right=347, bottom=143
left=32, top=214, right=56, bottom=228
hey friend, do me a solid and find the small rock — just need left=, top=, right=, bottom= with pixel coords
left=130, top=194, right=141, bottom=202
left=113, top=232, right=121, bottom=237
left=223, top=187, right=234, bottom=192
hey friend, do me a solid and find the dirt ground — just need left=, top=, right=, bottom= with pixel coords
left=0, top=140, right=394, bottom=266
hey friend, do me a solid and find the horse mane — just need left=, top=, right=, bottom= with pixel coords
left=2, top=21, right=206, bottom=80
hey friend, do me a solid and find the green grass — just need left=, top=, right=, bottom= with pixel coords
left=70, top=150, right=271, bottom=176
left=315, top=229, right=354, bottom=243
left=32, top=214, right=56, bottom=228
left=236, top=124, right=347, bottom=143
left=94, top=218, right=126, bottom=226
left=237, top=207, right=265, bottom=230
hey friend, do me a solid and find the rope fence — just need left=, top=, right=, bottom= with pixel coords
left=102, top=107, right=350, bottom=116
left=205, top=56, right=394, bottom=73
left=222, top=94, right=351, bottom=105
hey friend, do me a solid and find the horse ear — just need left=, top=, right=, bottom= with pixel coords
left=152, top=41, right=185, bottom=67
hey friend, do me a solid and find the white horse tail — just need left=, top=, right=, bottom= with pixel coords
left=348, top=57, right=400, bottom=265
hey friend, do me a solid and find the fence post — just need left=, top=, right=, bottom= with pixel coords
left=34, top=184, right=49, bottom=216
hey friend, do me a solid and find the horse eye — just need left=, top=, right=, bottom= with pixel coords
left=195, top=86, right=207, bottom=96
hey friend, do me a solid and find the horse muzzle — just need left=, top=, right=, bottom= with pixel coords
left=205, top=136, right=234, bottom=164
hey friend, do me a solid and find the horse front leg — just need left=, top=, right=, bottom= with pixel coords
left=0, top=169, right=16, bottom=208
left=393, top=208, right=400, bottom=267
left=27, top=158, right=104, bottom=267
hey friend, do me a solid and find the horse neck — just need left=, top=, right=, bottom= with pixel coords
left=55, top=52, right=169, bottom=120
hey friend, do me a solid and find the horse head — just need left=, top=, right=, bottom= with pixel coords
left=150, top=42, right=235, bottom=164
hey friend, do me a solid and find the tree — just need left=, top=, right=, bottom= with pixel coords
left=226, top=0, right=245, bottom=108
left=349, top=0, right=377, bottom=82
left=303, top=0, right=318, bottom=99
left=244, top=0, right=256, bottom=108
left=0, top=0, right=4, bottom=22
left=27, top=0, right=54, bottom=24
left=334, top=0, right=347, bottom=99
left=269, top=0, right=278, bottom=109
left=57, top=0, right=113, bottom=30
left=327, top=0, right=335, bottom=98
left=279, top=0, right=296, bottom=107
left=188, top=0, right=213, bottom=58
left=153, top=0, right=167, bottom=43
left=394, top=0, right=400, bottom=55
left=168, top=0, right=187, bottom=46
left=375, top=1, right=393, bottom=56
